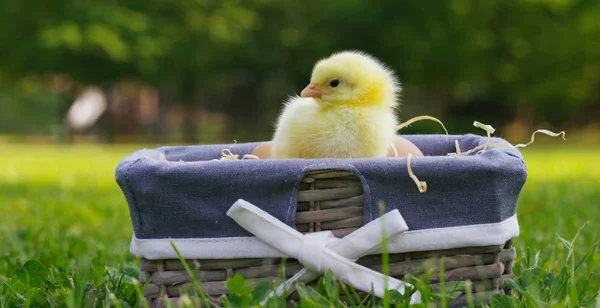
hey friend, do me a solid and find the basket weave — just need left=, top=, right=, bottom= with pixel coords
left=139, top=170, right=516, bottom=307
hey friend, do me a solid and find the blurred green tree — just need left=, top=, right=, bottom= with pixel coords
left=0, top=0, right=598, bottom=141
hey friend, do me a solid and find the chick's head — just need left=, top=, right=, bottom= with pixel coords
left=300, top=51, right=400, bottom=108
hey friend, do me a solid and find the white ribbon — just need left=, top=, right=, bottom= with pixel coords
left=226, top=199, right=422, bottom=305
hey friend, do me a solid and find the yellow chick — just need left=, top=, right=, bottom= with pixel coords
left=267, top=50, right=417, bottom=159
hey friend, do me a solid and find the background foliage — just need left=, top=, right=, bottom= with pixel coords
left=0, top=0, right=599, bottom=142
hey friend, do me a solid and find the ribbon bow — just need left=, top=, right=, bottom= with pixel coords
left=226, top=199, right=421, bottom=305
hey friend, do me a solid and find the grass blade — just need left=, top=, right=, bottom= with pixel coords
left=169, top=240, right=215, bottom=307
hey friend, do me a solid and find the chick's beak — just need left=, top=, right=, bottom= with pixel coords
left=300, top=83, right=322, bottom=99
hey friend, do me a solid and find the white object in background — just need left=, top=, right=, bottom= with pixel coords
left=226, top=199, right=422, bottom=305
left=66, top=87, right=107, bottom=131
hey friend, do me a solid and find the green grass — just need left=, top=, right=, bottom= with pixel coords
left=0, top=144, right=598, bottom=307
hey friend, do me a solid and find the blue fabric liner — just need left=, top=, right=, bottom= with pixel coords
left=115, top=134, right=527, bottom=239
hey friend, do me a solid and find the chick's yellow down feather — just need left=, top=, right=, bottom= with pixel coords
left=271, top=51, right=409, bottom=159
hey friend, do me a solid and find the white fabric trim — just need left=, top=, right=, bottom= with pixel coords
left=226, top=200, right=420, bottom=304
left=130, top=214, right=519, bottom=260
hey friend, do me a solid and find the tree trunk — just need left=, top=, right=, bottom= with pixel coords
left=58, top=94, right=74, bottom=144
left=503, top=104, right=535, bottom=141
left=181, top=73, right=198, bottom=144
left=224, top=70, right=262, bottom=142
left=98, top=84, right=117, bottom=143
left=430, top=87, right=448, bottom=119
left=150, top=84, right=168, bottom=143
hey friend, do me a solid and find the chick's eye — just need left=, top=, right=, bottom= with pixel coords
left=329, top=79, right=340, bottom=88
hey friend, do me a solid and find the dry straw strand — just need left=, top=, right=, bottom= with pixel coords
left=396, top=115, right=449, bottom=139
left=514, top=129, right=566, bottom=148
left=473, top=121, right=495, bottom=153
left=219, top=149, right=240, bottom=160
left=407, top=153, right=427, bottom=193
left=390, top=143, right=399, bottom=158
left=448, top=121, right=566, bottom=156
left=449, top=142, right=514, bottom=157
left=212, top=148, right=261, bottom=161
left=473, top=121, right=496, bottom=135
left=447, top=121, right=511, bottom=156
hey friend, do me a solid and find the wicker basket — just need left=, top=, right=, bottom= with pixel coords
left=137, top=170, right=516, bottom=307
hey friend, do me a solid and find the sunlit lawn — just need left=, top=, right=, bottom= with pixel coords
left=0, top=142, right=598, bottom=307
